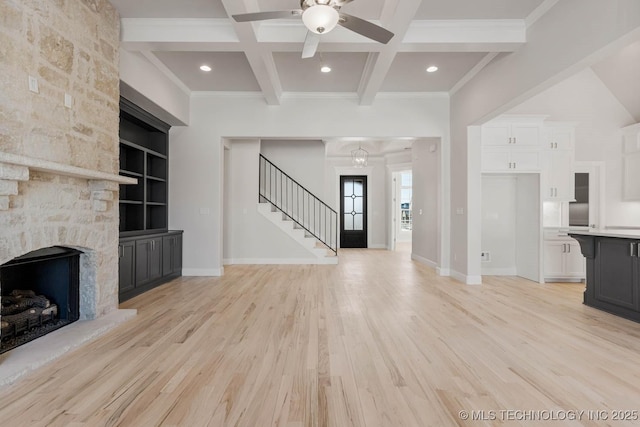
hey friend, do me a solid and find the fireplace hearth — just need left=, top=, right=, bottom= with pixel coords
left=0, top=247, right=81, bottom=354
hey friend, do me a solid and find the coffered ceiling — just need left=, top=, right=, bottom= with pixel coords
left=112, top=0, right=551, bottom=105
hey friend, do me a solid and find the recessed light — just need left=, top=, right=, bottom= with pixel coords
left=320, top=65, right=332, bottom=73
left=426, top=66, right=438, bottom=73
left=200, top=65, right=212, bottom=72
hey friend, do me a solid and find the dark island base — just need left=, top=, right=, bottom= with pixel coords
left=571, top=233, right=640, bottom=323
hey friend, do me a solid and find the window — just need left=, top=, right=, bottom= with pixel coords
left=400, top=172, right=412, bottom=231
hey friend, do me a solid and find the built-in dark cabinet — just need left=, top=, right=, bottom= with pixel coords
left=118, top=97, right=183, bottom=302
left=118, top=231, right=183, bottom=302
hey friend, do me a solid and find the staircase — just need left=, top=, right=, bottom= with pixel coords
left=258, top=155, right=338, bottom=264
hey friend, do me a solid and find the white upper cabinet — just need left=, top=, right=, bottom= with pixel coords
left=481, top=116, right=545, bottom=172
left=542, top=124, right=576, bottom=201
left=482, top=121, right=542, bottom=147
left=622, top=123, right=640, bottom=200
left=546, top=126, right=575, bottom=151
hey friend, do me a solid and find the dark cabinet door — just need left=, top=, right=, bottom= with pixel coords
left=148, top=237, right=163, bottom=282
left=135, top=237, right=162, bottom=285
left=135, top=239, right=151, bottom=285
left=172, top=234, right=182, bottom=274
left=162, top=234, right=183, bottom=276
left=118, top=241, right=135, bottom=293
left=595, top=238, right=640, bottom=310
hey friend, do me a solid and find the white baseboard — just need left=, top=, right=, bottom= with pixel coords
left=481, top=267, right=518, bottom=276
left=411, top=254, right=452, bottom=277
left=182, top=268, right=224, bottom=277
left=224, top=258, right=337, bottom=265
left=411, top=253, right=438, bottom=269
left=437, top=268, right=450, bottom=276
left=450, top=269, right=483, bottom=285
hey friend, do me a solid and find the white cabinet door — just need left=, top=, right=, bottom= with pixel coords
left=482, top=124, right=511, bottom=146
left=511, top=150, right=541, bottom=171
left=564, top=241, right=585, bottom=278
left=544, top=241, right=565, bottom=278
left=547, top=127, right=574, bottom=150
left=623, top=151, right=640, bottom=200
left=545, top=150, right=574, bottom=200
left=481, top=150, right=510, bottom=171
left=511, top=124, right=541, bottom=146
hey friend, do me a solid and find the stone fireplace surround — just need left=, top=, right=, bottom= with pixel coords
left=0, top=152, right=137, bottom=386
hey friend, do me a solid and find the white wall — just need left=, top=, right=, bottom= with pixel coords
left=119, top=49, right=190, bottom=125
left=411, top=140, right=441, bottom=268
left=508, top=68, right=639, bottom=226
left=224, top=139, right=318, bottom=263
left=260, top=140, right=326, bottom=199
left=169, top=94, right=450, bottom=274
left=450, top=0, right=640, bottom=283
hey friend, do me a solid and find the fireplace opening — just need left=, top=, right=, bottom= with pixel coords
left=1, top=247, right=81, bottom=354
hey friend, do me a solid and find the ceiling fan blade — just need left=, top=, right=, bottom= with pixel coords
left=337, top=13, right=394, bottom=44
left=232, top=10, right=302, bottom=22
left=302, top=31, right=320, bottom=59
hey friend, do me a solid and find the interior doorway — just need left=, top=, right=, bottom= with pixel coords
left=394, top=171, right=413, bottom=247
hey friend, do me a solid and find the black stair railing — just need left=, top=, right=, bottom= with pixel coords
left=259, top=154, right=337, bottom=255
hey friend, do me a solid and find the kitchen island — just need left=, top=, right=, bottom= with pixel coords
left=570, top=229, right=640, bottom=322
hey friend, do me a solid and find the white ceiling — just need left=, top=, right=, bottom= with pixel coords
left=591, top=39, right=640, bottom=123
left=113, top=0, right=550, bottom=104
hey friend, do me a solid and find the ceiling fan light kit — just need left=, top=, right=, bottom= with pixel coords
left=232, top=0, right=394, bottom=59
left=302, top=4, right=339, bottom=34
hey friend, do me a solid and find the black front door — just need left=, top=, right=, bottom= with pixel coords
left=340, top=176, right=367, bottom=248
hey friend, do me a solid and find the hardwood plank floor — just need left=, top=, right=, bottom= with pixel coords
left=2, top=248, right=640, bottom=426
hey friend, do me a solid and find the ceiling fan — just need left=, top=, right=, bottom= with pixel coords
left=232, top=0, right=394, bottom=59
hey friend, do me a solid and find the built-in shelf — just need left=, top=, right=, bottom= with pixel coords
left=119, top=169, right=143, bottom=178
left=119, top=98, right=169, bottom=236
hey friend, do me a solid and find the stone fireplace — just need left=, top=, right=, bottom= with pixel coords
left=0, top=0, right=136, bottom=385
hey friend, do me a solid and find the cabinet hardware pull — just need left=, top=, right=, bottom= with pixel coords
left=637, top=243, right=640, bottom=257
left=554, top=142, right=558, bottom=149
left=567, top=244, right=571, bottom=253
left=550, top=188, right=553, bottom=197
left=630, top=243, right=635, bottom=257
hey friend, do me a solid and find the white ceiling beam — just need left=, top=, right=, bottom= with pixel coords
left=357, top=0, right=423, bottom=105
left=121, top=19, right=239, bottom=44
left=121, top=18, right=526, bottom=52
left=219, top=0, right=282, bottom=105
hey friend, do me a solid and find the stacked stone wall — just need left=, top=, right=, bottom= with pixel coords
left=0, top=0, right=121, bottom=323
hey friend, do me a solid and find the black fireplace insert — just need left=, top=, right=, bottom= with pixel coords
left=1, top=247, right=81, bottom=354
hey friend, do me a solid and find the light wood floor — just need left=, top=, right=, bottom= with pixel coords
left=2, top=248, right=640, bottom=426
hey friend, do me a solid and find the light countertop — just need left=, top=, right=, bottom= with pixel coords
left=568, top=229, right=640, bottom=239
